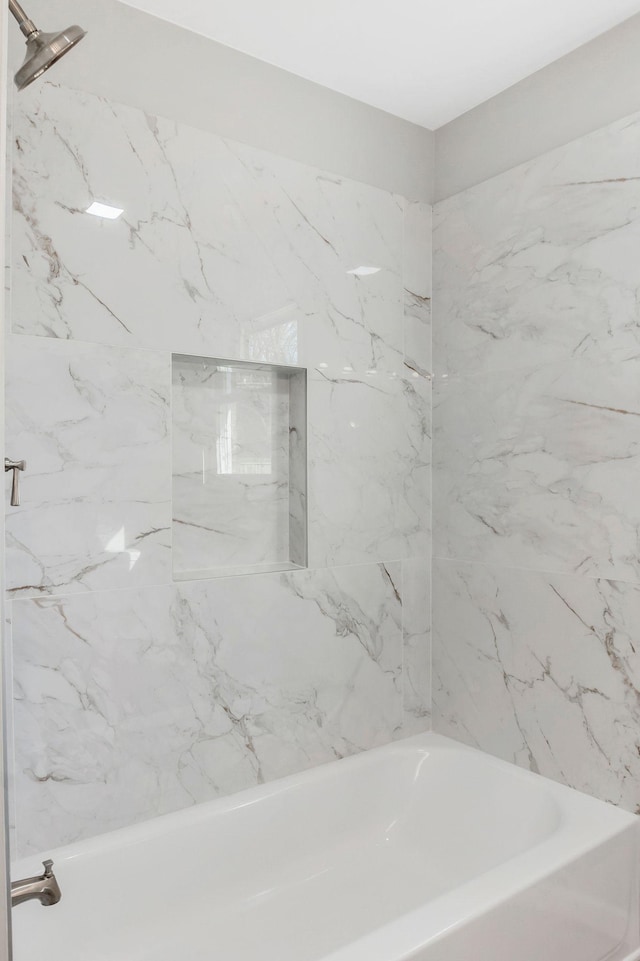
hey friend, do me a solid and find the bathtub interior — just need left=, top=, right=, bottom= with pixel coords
left=12, top=735, right=628, bottom=961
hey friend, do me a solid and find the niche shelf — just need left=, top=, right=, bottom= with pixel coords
left=172, top=354, right=307, bottom=580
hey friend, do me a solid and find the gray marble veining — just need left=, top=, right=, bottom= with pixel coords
left=434, top=359, right=640, bottom=582
left=400, top=556, right=431, bottom=735
left=13, top=562, right=403, bottom=854
left=433, top=559, right=640, bottom=812
left=403, top=201, right=432, bottom=380
left=5, top=335, right=171, bottom=597
left=432, top=104, right=640, bottom=810
left=308, top=368, right=430, bottom=568
left=12, top=81, right=405, bottom=374
left=433, top=110, right=640, bottom=379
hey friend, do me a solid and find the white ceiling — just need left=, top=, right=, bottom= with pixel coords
left=120, top=0, right=640, bottom=128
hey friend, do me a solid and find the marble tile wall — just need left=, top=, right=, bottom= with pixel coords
left=12, top=82, right=405, bottom=373
left=7, top=81, right=432, bottom=855
left=6, top=336, right=171, bottom=597
left=432, top=109, right=640, bottom=812
left=13, top=564, right=403, bottom=854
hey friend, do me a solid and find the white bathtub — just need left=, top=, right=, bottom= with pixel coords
left=11, top=733, right=640, bottom=961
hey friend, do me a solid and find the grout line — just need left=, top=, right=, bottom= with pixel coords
left=7, top=329, right=175, bottom=360
left=430, top=551, right=640, bottom=587
left=7, top=556, right=429, bottom=607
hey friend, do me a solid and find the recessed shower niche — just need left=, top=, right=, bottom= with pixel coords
left=172, top=354, right=307, bottom=579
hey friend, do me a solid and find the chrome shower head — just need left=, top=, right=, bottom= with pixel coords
left=9, top=0, right=86, bottom=91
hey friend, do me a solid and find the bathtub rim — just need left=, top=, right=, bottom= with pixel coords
left=11, top=731, right=637, bottom=875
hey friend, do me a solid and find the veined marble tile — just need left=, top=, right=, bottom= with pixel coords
left=5, top=335, right=171, bottom=597
left=400, top=556, right=431, bottom=736
left=434, top=359, right=640, bottom=582
left=307, top=368, right=430, bottom=567
left=404, top=201, right=431, bottom=379
left=432, top=558, right=640, bottom=812
left=12, top=81, right=404, bottom=372
left=433, top=109, right=640, bottom=377
left=228, top=139, right=405, bottom=372
left=12, top=562, right=402, bottom=854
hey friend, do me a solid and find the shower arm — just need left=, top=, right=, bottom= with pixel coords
left=8, top=0, right=38, bottom=38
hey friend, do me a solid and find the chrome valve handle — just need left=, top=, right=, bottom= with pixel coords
left=4, top=457, right=26, bottom=506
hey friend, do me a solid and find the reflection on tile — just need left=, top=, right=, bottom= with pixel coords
left=433, top=558, right=640, bottom=811
left=13, top=562, right=402, bottom=854
left=13, top=82, right=404, bottom=371
left=433, top=109, right=640, bottom=377
left=400, top=556, right=431, bottom=735
left=308, top=370, right=430, bottom=567
left=434, top=360, right=640, bottom=582
left=404, top=201, right=431, bottom=379
left=5, top=335, right=171, bottom=597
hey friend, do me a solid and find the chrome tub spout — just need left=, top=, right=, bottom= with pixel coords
left=11, top=859, right=62, bottom=907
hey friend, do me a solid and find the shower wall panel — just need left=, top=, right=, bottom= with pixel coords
left=13, top=564, right=403, bottom=854
left=432, top=107, right=640, bottom=812
left=6, top=81, right=432, bottom=855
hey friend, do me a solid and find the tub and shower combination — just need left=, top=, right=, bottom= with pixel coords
left=4, top=4, right=640, bottom=960
left=12, top=734, right=640, bottom=961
